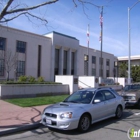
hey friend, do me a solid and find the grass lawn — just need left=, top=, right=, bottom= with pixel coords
left=4, top=95, right=69, bottom=107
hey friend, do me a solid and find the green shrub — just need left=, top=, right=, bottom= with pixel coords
left=136, top=77, right=140, bottom=82
left=28, top=76, right=36, bottom=83
left=38, top=76, right=45, bottom=82
left=116, top=82, right=120, bottom=85
left=18, top=75, right=28, bottom=82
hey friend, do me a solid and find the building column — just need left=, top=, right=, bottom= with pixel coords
left=67, top=49, right=71, bottom=75
left=51, top=45, right=55, bottom=81
left=74, top=50, right=78, bottom=75
left=59, top=47, right=63, bottom=75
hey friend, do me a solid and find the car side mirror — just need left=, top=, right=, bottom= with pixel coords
left=94, top=99, right=101, bottom=103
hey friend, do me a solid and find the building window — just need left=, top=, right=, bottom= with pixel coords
left=99, top=57, right=103, bottom=65
left=55, top=49, right=59, bottom=75
left=0, top=37, right=6, bottom=50
left=92, top=68, right=96, bottom=76
left=0, top=59, right=4, bottom=76
left=16, top=41, right=26, bottom=53
left=106, top=59, right=110, bottom=66
left=17, top=61, right=25, bottom=77
left=37, top=45, right=41, bottom=77
left=99, top=69, right=103, bottom=77
left=92, top=56, right=96, bottom=64
left=106, top=70, right=110, bottom=77
left=84, top=61, right=88, bottom=75
left=63, top=50, right=67, bottom=75
left=71, top=52, right=75, bottom=75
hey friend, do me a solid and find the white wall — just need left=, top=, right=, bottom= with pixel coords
left=78, top=76, right=99, bottom=88
left=55, top=75, right=78, bottom=94
left=0, top=84, right=69, bottom=99
left=0, top=26, right=52, bottom=81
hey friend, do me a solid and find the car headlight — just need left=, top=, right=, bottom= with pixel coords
left=131, top=96, right=136, bottom=101
left=60, top=112, right=73, bottom=119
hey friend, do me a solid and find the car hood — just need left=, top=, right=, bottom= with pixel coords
left=122, top=91, right=136, bottom=96
left=43, top=102, right=89, bottom=114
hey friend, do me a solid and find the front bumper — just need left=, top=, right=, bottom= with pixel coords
left=125, top=101, right=137, bottom=107
left=41, top=114, right=79, bottom=130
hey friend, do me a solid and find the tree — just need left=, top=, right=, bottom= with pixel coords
left=0, top=48, right=17, bottom=81
left=119, top=62, right=140, bottom=83
left=0, top=0, right=101, bottom=24
left=118, top=62, right=128, bottom=78
left=131, top=65, right=140, bottom=82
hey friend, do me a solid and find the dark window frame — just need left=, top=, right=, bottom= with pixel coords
left=55, top=49, right=59, bottom=75
left=71, top=52, right=75, bottom=75
left=106, top=59, right=110, bottom=66
left=92, top=56, right=96, bottom=64
left=16, top=60, right=25, bottom=77
left=92, top=68, right=96, bottom=76
left=0, top=59, right=4, bottom=76
left=106, top=70, right=110, bottom=77
left=0, top=37, right=6, bottom=50
left=16, top=41, right=26, bottom=53
left=63, top=50, right=67, bottom=75
left=37, top=45, right=41, bottom=77
left=99, top=57, right=103, bottom=65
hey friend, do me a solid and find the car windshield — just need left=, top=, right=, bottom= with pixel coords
left=123, top=85, right=140, bottom=91
left=123, top=85, right=132, bottom=91
left=64, top=90, right=95, bottom=104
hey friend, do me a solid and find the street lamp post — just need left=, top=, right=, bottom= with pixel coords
left=128, top=0, right=140, bottom=84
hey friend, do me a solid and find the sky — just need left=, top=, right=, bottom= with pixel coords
left=1, top=0, right=140, bottom=57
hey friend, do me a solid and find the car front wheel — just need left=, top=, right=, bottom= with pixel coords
left=137, top=100, right=140, bottom=109
left=115, top=105, right=123, bottom=119
left=78, top=114, right=91, bottom=132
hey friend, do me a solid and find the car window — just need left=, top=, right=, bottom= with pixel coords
left=64, top=90, right=95, bottom=104
left=110, top=89, right=120, bottom=96
left=93, top=91, right=105, bottom=102
left=102, top=90, right=115, bottom=100
left=123, top=85, right=130, bottom=91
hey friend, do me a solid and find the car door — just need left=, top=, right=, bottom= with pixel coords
left=90, top=91, right=108, bottom=122
left=102, top=90, right=117, bottom=116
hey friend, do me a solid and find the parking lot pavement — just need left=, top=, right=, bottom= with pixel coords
left=1, top=107, right=140, bottom=140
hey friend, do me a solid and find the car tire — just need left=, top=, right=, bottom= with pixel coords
left=78, top=114, right=91, bottom=132
left=137, top=100, right=140, bottom=109
left=115, top=105, right=123, bottom=119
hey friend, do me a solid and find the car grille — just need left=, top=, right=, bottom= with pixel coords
left=43, top=118, right=57, bottom=126
left=45, top=113, right=57, bottom=118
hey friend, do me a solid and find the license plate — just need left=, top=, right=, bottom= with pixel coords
left=46, top=119, right=52, bottom=125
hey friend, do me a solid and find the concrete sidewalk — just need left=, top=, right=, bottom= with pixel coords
left=0, top=100, right=48, bottom=136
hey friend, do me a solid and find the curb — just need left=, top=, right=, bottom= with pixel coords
left=0, top=122, right=43, bottom=137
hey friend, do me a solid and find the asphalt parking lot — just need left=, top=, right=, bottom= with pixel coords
left=1, top=107, right=140, bottom=140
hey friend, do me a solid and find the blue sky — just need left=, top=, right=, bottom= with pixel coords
left=3, top=0, right=140, bottom=57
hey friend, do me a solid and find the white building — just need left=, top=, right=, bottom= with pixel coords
left=118, top=55, right=140, bottom=66
left=0, top=25, right=117, bottom=81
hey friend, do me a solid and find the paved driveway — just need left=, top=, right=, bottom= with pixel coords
left=1, top=107, right=140, bottom=140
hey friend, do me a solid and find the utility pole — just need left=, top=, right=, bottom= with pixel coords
left=100, top=6, right=103, bottom=77
left=87, top=24, right=90, bottom=76
left=128, top=0, right=140, bottom=84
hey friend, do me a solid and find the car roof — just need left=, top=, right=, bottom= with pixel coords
left=79, top=87, right=112, bottom=92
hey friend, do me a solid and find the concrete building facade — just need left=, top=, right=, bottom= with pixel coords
left=0, top=25, right=117, bottom=81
